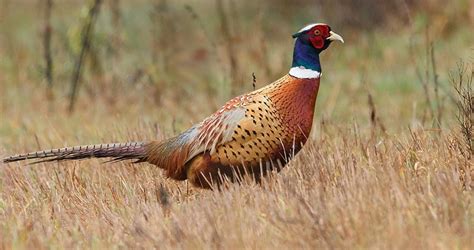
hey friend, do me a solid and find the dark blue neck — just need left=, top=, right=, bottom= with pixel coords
left=291, top=38, right=321, bottom=72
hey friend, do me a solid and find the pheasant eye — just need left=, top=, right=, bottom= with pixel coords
left=314, top=29, right=320, bottom=36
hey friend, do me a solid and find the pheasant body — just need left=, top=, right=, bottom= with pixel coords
left=3, top=23, right=343, bottom=189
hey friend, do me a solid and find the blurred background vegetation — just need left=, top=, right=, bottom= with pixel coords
left=0, top=0, right=473, bottom=149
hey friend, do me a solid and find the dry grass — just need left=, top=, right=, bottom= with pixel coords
left=0, top=125, right=472, bottom=249
left=1, top=0, right=473, bottom=249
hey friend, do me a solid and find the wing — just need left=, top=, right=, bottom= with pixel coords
left=209, top=94, right=289, bottom=168
left=145, top=94, right=251, bottom=179
left=188, top=94, right=252, bottom=159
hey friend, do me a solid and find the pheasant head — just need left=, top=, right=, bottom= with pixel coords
left=290, top=23, right=344, bottom=78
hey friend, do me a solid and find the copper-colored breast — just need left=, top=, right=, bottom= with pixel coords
left=212, top=75, right=320, bottom=169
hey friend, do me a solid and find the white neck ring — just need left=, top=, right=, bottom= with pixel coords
left=289, top=67, right=321, bottom=79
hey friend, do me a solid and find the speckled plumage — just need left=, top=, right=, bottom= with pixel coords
left=3, top=23, right=343, bottom=189
left=149, top=74, right=321, bottom=188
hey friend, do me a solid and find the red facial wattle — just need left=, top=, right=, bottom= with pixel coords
left=310, top=37, right=324, bottom=49
left=309, top=25, right=330, bottom=49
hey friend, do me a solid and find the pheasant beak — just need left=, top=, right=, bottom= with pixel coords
left=327, top=31, right=344, bottom=43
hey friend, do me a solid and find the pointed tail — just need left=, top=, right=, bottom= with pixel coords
left=3, top=142, right=147, bottom=164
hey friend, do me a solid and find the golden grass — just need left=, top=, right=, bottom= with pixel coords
left=0, top=124, right=472, bottom=249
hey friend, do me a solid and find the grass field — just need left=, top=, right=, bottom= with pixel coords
left=0, top=0, right=473, bottom=248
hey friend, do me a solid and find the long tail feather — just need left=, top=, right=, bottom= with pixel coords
left=3, top=142, right=147, bottom=164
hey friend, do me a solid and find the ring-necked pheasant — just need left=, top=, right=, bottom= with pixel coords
left=3, top=23, right=343, bottom=189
